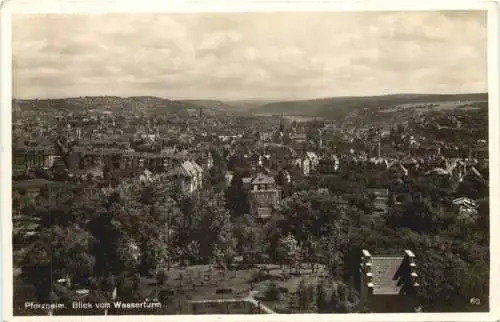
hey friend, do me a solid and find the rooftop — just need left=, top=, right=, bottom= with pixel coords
left=370, top=256, right=405, bottom=295
left=366, top=188, right=389, bottom=196
left=13, top=179, right=74, bottom=190
left=13, top=178, right=52, bottom=189
left=251, top=173, right=275, bottom=185
left=169, top=160, right=204, bottom=178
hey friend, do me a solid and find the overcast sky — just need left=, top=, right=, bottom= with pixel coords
left=12, top=11, right=487, bottom=100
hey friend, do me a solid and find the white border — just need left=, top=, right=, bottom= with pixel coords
left=1, top=1, right=499, bottom=322
left=1, top=5, right=14, bottom=322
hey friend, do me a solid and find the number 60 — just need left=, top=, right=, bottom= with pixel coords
left=470, top=298, right=481, bottom=305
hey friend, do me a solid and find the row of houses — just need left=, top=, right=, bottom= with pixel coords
left=13, top=137, right=209, bottom=196
left=236, top=167, right=486, bottom=222
left=14, top=157, right=206, bottom=197
left=13, top=138, right=213, bottom=178
left=244, top=150, right=487, bottom=194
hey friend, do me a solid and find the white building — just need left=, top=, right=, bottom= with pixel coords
left=167, top=160, right=204, bottom=194
left=452, top=197, right=479, bottom=217
left=306, top=151, right=320, bottom=168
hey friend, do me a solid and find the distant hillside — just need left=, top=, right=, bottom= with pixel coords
left=13, top=93, right=488, bottom=119
left=13, top=96, right=198, bottom=114
left=224, top=99, right=280, bottom=111
left=181, top=100, right=235, bottom=111
left=183, top=99, right=279, bottom=112
left=253, top=93, right=488, bottom=121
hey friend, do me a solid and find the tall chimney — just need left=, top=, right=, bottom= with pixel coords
left=378, top=132, right=381, bottom=159
left=361, top=249, right=374, bottom=294
left=404, top=250, right=419, bottom=288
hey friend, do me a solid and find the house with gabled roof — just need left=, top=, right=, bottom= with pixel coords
left=401, top=156, right=423, bottom=173
left=359, top=249, right=419, bottom=312
left=317, top=155, right=340, bottom=175
left=13, top=178, right=74, bottom=197
left=166, top=160, right=204, bottom=194
left=306, top=151, right=319, bottom=168
left=191, top=148, right=214, bottom=171
left=453, top=165, right=489, bottom=198
left=452, top=196, right=479, bottom=219
left=366, top=188, right=389, bottom=214
left=242, top=173, right=281, bottom=219
left=460, top=166, right=487, bottom=184
left=246, top=172, right=273, bottom=187
left=12, top=138, right=61, bottom=175
left=425, top=167, right=450, bottom=176
left=387, top=160, right=409, bottom=176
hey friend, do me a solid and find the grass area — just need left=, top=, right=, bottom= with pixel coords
left=140, top=263, right=329, bottom=314
left=14, top=263, right=331, bottom=315
left=142, top=265, right=253, bottom=301
left=191, top=301, right=263, bottom=314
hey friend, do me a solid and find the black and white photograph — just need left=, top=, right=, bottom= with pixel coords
left=4, top=2, right=498, bottom=318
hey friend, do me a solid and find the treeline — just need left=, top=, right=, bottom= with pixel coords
left=254, top=93, right=488, bottom=120
left=13, top=160, right=489, bottom=314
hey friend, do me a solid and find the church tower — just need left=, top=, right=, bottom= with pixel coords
left=279, top=113, right=285, bottom=133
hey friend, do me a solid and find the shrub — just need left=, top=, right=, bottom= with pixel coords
left=158, top=288, right=175, bottom=304
left=215, top=288, right=233, bottom=294
left=156, top=269, right=168, bottom=286
left=249, top=269, right=267, bottom=283
left=278, top=286, right=288, bottom=293
left=264, top=282, right=281, bottom=301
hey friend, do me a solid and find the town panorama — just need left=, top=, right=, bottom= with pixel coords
left=11, top=11, right=489, bottom=316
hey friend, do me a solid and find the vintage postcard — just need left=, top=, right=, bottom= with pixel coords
left=1, top=0, right=499, bottom=321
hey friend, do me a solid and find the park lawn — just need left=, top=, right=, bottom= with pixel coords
left=138, top=265, right=254, bottom=301
left=255, top=264, right=329, bottom=313
left=137, top=263, right=329, bottom=313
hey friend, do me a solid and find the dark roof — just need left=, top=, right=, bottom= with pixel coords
left=36, top=137, right=55, bottom=146
left=14, top=179, right=52, bottom=189
left=73, top=166, right=104, bottom=178
left=14, top=138, right=28, bottom=151
left=366, top=188, right=389, bottom=196
left=73, top=147, right=123, bottom=155
left=96, top=148, right=126, bottom=155
left=72, top=147, right=184, bottom=159
left=166, top=167, right=186, bottom=178
left=251, top=173, right=275, bottom=185
left=124, top=151, right=184, bottom=159
left=13, top=179, right=73, bottom=190
left=319, top=158, right=337, bottom=164
left=25, top=145, right=56, bottom=152
left=371, top=256, right=404, bottom=295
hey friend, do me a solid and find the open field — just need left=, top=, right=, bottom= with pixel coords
left=136, top=263, right=330, bottom=313
left=379, top=100, right=487, bottom=113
